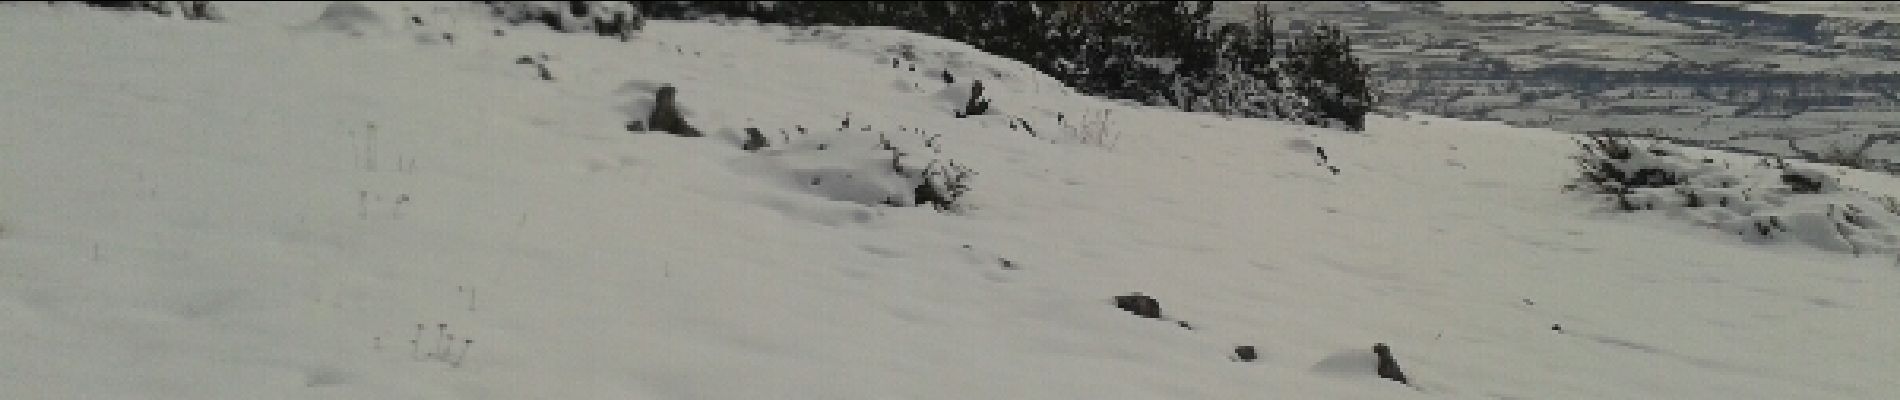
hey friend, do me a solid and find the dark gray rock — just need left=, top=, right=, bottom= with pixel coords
left=648, top=86, right=701, bottom=137
left=960, top=80, right=990, bottom=118
left=742, top=127, right=768, bottom=151
left=1373, top=343, right=1409, bottom=385
left=1234, top=346, right=1258, bottom=361
left=913, top=182, right=949, bottom=211
left=1114, top=293, right=1162, bottom=319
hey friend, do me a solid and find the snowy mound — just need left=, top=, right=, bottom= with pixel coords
left=298, top=1, right=387, bottom=36
left=726, top=122, right=975, bottom=211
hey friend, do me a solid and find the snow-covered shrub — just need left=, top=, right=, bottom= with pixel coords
left=1568, top=135, right=1684, bottom=209
left=1568, top=134, right=1900, bottom=255
left=913, top=159, right=975, bottom=212
left=1057, top=109, right=1119, bottom=150
left=486, top=1, right=642, bottom=40
left=402, top=323, right=475, bottom=368
left=729, top=125, right=976, bottom=214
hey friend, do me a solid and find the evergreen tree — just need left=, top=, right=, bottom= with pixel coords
left=1284, top=22, right=1374, bottom=130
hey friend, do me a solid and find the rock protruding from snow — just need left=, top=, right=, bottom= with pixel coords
left=1306, top=343, right=1414, bottom=387
left=1113, top=293, right=1163, bottom=319
left=957, top=80, right=990, bottom=118
left=1234, top=346, right=1259, bottom=362
left=742, top=127, right=768, bottom=151
left=649, top=86, right=700, bottom=137
left=1373, top=343, right=1410, bottom=386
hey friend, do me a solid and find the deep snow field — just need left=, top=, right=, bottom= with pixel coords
left=2, top=2, right=1898, bottom=399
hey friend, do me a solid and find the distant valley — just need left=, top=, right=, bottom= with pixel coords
left=1227, top=1, right=1900, bottom=169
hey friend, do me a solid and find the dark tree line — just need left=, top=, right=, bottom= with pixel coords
left=635, top=1, right=1375, bottom=130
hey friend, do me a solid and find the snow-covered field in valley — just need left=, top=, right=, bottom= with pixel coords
left=2, top=2, right=1897, bottom=399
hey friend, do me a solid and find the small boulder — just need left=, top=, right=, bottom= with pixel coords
left=648, top=86, right=701, bottom=137
left=960, top=80, right=990, bottom=118
left=1373, top=343, right=1409, bottom=385
left=742, top=127, right=768, bottom=151
left=913, top=182, right=949, bottom=211
left=1234, top=346, right=1258, bottom=362
left=1114, top=293, right=1162, bottom=319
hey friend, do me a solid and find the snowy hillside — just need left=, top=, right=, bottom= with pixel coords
left=3, top=2, right=1899, bottom=399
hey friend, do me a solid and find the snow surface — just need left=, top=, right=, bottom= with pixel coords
left=3, top=2, right=1899, bottom=399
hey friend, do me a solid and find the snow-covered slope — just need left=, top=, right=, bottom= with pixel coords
left=3, top=3, right=1898, bottom=399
